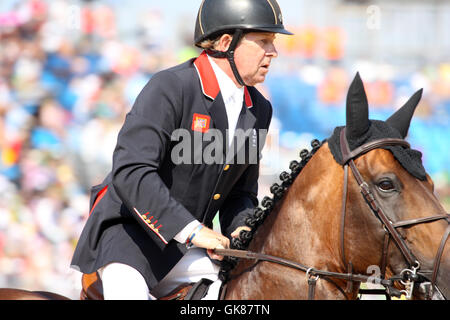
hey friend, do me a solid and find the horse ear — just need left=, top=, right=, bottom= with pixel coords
left=386, top=89, right=423, bottom=138
left=346, top=72, right=370, bottom=140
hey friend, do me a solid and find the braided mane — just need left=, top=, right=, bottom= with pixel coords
left=219, top=138, right=325, bottom=281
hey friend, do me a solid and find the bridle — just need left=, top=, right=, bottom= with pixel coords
left=215, top=129, right=449, bottom=300
left=338, top=128, right=449, bottom=299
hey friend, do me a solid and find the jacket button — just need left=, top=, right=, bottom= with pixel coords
left=224, top=164, right=230, bottom=171
left=213, top=194, right=221, bottom=200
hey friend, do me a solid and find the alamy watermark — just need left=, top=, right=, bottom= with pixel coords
left=366, top=5, right=381, bottom=30
left=66, top=5, right=82, bottom=31
left=366, top=264, right=382, bottom=285
left=170, top=128, right=269, bottom=166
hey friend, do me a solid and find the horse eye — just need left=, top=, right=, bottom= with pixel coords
left=377, top=180, right=395, bottom=192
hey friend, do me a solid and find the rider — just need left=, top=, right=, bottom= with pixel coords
left=71, top=0, right=293, bottom=299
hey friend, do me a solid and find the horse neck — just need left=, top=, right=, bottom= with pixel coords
left=262, top=143, right=346, bottom=270
left=225, top=144, right=349, bottom=299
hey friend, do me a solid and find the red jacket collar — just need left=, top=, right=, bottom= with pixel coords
left=194, top=51, right=253, bottom=108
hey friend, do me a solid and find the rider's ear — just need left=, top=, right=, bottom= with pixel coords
left=386, top=89, right=423, bottom=138
left=346, top=72, right=370, bottom=141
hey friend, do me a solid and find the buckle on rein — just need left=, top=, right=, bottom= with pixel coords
left=375, top=261, right=421, bottom=300
left=306, top=268, right=320, bottom=300
left=399, top=261, right=421, bottom=299
left=305, top=264, right=420, bottom=300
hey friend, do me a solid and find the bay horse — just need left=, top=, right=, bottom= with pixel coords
left=217, top=73, right=449, bottom=300
left=0, top=73, right=448, bottom=300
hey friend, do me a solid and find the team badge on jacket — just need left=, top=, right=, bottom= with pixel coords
left=192, top=113, right=211, bottom=133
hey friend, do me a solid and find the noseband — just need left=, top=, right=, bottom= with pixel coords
left=216, top=130, right=449, bottom=300
left=339, top=128, right=449, bottom=299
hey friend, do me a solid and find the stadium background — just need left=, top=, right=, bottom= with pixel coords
left=0, top=0, right=449, bottom=299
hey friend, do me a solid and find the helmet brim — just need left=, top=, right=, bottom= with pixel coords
left=249, top=26, right=294, bottom=36
left=195, top=25, right=294, bottom=45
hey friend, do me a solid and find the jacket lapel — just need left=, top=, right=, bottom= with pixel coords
left=193, top=51, right=258, bottom=162
left=193, top=51, right=228, bottom=142
left=238, top=87, right=256, bottom=132
left=207, top=92, right=228, bottom=142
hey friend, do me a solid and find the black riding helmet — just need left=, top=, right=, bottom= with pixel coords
left=194, top=0, right=293, bottom=86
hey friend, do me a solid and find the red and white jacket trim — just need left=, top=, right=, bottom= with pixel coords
left=133, top=207, right=168, bottom=245
left=194, top=51, right=253, bottom=108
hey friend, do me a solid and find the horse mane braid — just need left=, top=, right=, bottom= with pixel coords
left=219, top=138, right=325, bottom=281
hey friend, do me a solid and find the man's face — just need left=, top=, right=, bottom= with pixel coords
left=233, top=32, right=278, bottom=86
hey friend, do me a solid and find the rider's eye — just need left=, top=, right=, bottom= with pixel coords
left=377, top=179, right=395, bottom=192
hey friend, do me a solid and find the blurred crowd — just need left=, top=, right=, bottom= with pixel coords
left=0, top=0, right=185, bottom=298
left=0, top=0, right=448, bottom=299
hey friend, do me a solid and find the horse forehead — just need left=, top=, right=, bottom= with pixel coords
left=356, top=148, right=434, bottom=191
left=356, top=148, right=403, bottom=173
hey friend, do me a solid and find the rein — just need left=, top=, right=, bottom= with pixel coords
left=214, top=248, right=400, bottom=299
left=216, top=131, right=449, bottom=300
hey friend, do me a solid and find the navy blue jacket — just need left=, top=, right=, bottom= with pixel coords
left=70, top=51, right=273, bottom=289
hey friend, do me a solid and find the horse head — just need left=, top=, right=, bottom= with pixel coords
left=223, top=73, right=449, bottom=300
left=332, top=73, right=449, bottom=300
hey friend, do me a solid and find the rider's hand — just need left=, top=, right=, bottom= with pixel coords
left=231, top=226, right=251, bottom=239
left=190, top=226, right=230, bottom=261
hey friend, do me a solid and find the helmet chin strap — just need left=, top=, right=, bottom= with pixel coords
left=206, top=29, right=246, bottom=87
